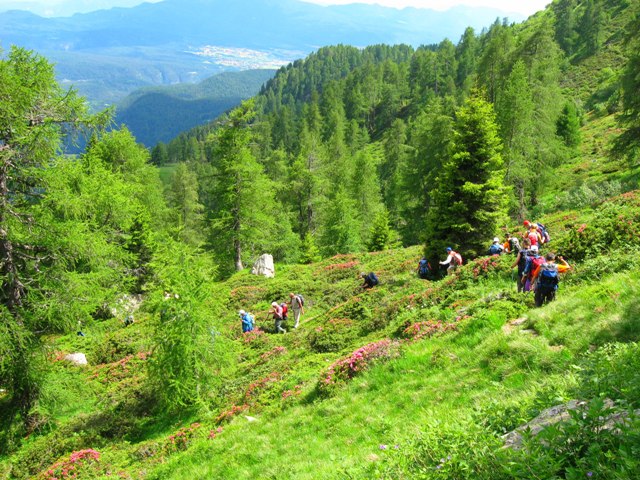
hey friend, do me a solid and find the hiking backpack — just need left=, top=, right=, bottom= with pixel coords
left=524, top=255, right=544, bottom=277
left=537, top=223, right=551, bottom=243
left=369, top=272, right=379, bottom=286
left=296, top=294, right=305, bottom=307
left=453, top=252, right=463, bottom=266
left=517, top=249, right=531, bottom=273
left=537, top=264, right=559, bottom=290
left=489, top=244, right=502, bottom=255
left=509, top=237, right=521, bottom=252
left=280, top=303, right=288, bottom=320
left=418, top=259, right=430, bottom=278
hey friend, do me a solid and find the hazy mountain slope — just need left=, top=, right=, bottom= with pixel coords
left=0, top=0, right=524, bottom=107
left=115, top=69, right=275, bottom=146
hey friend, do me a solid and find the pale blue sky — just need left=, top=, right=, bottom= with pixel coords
left=0, top=0, right=548, bottom=17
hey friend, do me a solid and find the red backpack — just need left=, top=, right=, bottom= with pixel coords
left=280, top=303, right=288, bottom=319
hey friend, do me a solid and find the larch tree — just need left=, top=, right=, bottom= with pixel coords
left=614, top=0, right=640, bottom=164
left=206, top=99, right=281, bottom=272
left=0, top=47, right=108, bottom=415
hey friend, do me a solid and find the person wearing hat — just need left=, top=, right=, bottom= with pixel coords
left=268, top=301, right=286, bottom=333
left=239, top=309, right=254, bottom=333
left=488, top=237, right=504, bottom=255
left=439, top=247, right=462, bottom=275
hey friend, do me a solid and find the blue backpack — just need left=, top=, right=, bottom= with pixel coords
left=538, top=265, right=559, bottom=290
left=418, top=259, right=430, bottom=278
left=489, top=243, right=502, bottom=255
left=369, top=272, right=379, bottom=286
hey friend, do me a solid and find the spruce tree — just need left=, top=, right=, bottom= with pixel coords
left=425, top=92, right=508, bottom=265
left=556, top=101, right=582, bottom=148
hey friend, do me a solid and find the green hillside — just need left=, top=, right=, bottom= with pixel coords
left=1, top=0, right=640, bottom=478
left=115, top=69, right=276, bottom=147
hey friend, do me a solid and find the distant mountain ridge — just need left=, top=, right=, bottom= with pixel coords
left=0, top=0, right=524, bottom=108
left=115, top=69, right=276, bottom=146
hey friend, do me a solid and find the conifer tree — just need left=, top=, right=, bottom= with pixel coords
left=556, top=101, right=582, bottom=148
left=425, top=92, right=508, bottom=265
left=367, top=208, right=399, bottom=252
left=207, top=99, right=283, bottom=272
left=495, top=60, right=535, bottom=218
left=399, top=98, right=454, bottom=245
left=614, top=0, right=640, bottom=163
left=167, top=162, right=205, bottom=246
left=0, top=47, right=107, bottom=415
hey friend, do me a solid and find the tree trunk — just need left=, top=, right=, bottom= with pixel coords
left=0, top=159, right=24, bottom=312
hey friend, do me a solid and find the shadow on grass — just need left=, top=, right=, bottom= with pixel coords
left=594, top=296, right=640, bottom=345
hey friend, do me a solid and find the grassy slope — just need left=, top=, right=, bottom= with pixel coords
left=4, top=204, right=638, bottom=478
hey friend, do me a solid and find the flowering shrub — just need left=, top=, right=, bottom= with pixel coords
left=402, top=320, right=458, bottom=341
left=39, top=449, right=101, bottom=480
left=242, top=328, right=268, bottom=347
left=282, top=384, right=303, bottom=400
left=164, top=423, right=202, bottom=454
left=216, top=404, right=249, bottom=424
left=245, top=372, right=282, bottom=403
left=208, top=426, right=224, bottom=440
left=229, top=285, right=267, bottom=307
left=555, top=194, right=640, bottom=261
left=260, top=346, right=287, bottom=362
left=324, top=260, right=360, bottom=271
left=319, top=339, right=400, bottom=392
left=90, top=351, right=150, bottom=383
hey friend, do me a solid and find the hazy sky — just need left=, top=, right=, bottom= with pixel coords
left=0, top=0, right=549, bottom=17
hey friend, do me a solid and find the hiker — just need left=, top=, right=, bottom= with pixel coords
left=289, top=292, right=305, bottom=329
left=439, top=247, right=462, bottom=275
left=511, top=238, right=531, bottom=292
left=532, top=253, right=571, bottom=307
left=524, top=220, right=550, bottom=244
left=521, top=245, right=544, bottom=292
left=417, top=257, right=431, bottom=279
left=360, top=272, right=379, bottom=289
left=123, top=314, right=134, bottom=327
left=268, top=301, right=286, bottom=333
left=527, top=224, right=542, bottom=249
left=488, top=237, right=504, bottom=255
left=239, top=309, right=254, bottom=333
left=504, top=233, right=520, bottom=254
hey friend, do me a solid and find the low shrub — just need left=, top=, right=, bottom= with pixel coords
left=318, top=339, right=400, bottom=394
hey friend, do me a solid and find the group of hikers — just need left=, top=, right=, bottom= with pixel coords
left=239, top=292, right=305, bottom=334
left=240, top=220, right=569, bottom=334
left=416, top=220, right=571, bottom=307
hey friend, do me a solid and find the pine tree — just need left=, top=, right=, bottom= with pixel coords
left=425, top=92, right=508, bottom=265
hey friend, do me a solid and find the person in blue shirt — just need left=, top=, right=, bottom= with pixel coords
left=239, top=309, right=254, bottom=333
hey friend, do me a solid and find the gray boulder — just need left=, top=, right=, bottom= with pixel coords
left=64, top=353, right=88, bottom=366
left=251, top=254, right=275, bottom=278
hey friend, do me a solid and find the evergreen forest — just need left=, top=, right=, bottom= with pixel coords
left=1, top=0, right=640, bottom=478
